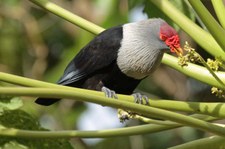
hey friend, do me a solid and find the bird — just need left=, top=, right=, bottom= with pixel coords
left=35, top=18, right=183, bottom=106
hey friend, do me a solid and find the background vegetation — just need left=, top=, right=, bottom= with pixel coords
left=0, top=0, right=225, bottom=148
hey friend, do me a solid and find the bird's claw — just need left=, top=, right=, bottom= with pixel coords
left=132, top=93, right=149, bottom=105
left=101, top=86, right=118, bottom=99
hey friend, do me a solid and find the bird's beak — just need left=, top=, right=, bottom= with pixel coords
left=174, top=47, right=183, bottom=57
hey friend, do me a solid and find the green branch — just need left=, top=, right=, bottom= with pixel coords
left=152, top=98, right=225, bottom=118
left=0, top=87, right=225, bottom=136
left=169, top=136, right=225, bottom=149
left=162, top=54, right=225, bottom=90
left=29, top=0, right=104, bottom=34
left=188, top=0, right=225, bottom=52
left=149, top=0, right=225, bottom=60
left=0, top=124, right=173, bottom=138
left=211, top=0, right=225, bottom=29
left=1, top=72, right=225, bottom=118
left=0, top=114, right=216, bottom=138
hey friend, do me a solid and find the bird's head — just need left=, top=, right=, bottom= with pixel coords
left=159, top=22, right=183, bottom=57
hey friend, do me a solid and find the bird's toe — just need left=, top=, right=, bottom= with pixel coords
left=101, top=86, right=118, bottom=99
left=132, top=92, right=149, bottom=105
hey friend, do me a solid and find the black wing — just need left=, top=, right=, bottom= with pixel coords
left=35, top=26, right=123, bottom=106
left=57, top=25, right=123, bottom=85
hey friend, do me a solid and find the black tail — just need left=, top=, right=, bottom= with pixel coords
left=35, top=98, right=61, bottom=106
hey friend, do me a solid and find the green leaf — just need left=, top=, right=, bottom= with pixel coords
left=1, top=141, right=28, bottom=149
left=0, top=110, right=73, bottom=149
left=0, top=97, right=23, bottom=112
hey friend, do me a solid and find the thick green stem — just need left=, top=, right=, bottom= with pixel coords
left=169, top=136, right=225, bottom=149
left=162, top=54, right=225, bottom=90
left=151, top=98, right=225, bottom=118
left=0, top=124, right=174, bottom=138
left=211, top=0, right=225, bottom=29
left=0, top=87, right=225, bottom=136
left=29, top=0, right=104, bottom=34
left=2, top=72, right=225, bottom=118
left=188, top=0, right=225, bottom=52
left=149, top=0, right=225, bottom=60
left=0, top=114, right=216, bottom=138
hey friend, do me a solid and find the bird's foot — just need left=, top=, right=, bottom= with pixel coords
left=132, top=92, right=149, bottom=105
left=101, top=86, right=118, bottom=99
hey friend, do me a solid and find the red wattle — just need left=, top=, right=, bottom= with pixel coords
left=165, top=35, right=180, bottom=52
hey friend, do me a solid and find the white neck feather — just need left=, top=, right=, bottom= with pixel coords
left=117, top=20, right=165, bottom=79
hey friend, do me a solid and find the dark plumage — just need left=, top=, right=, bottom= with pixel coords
left=35, top=18, right=182, bottom=106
